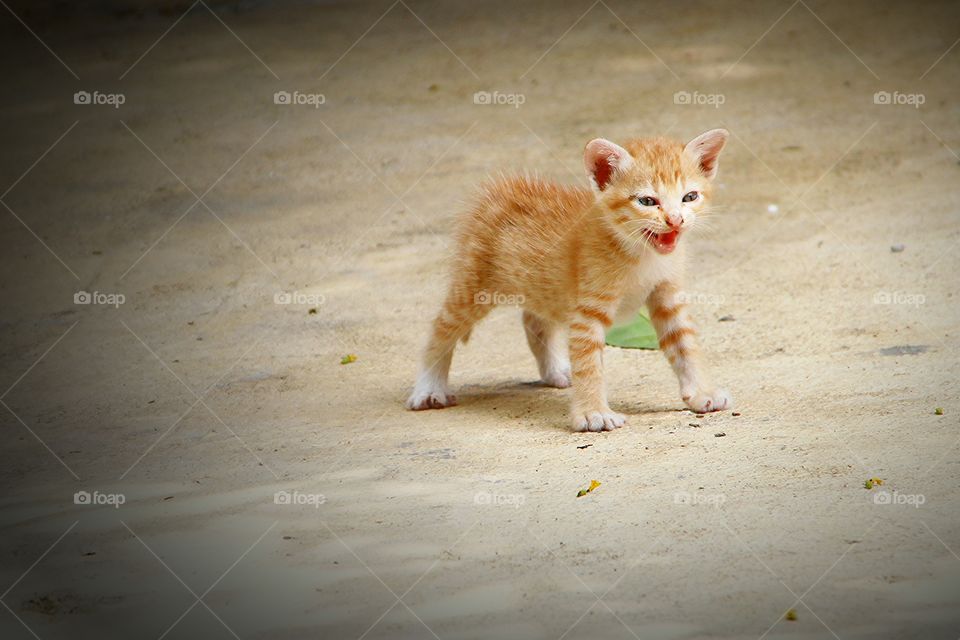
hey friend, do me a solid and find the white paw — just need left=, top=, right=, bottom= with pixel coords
left=542, top=367, right=572, bottom=389
left=683, top=388, right=732, bottom=413
left=406, top=387, right=457, bottom=410
left=571, top=410, right=626, bottom=432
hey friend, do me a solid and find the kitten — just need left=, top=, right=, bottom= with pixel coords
left=407, top=129, right=732, bottom=432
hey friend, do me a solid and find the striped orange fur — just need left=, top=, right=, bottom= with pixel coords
left=407, top=129, right=734, bottom=430
left=576, top=305, right=613, bottom=327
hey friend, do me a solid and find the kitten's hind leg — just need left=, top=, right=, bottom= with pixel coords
left=522, top=311, right=571, bottom=388
left=407, top=294, right=489, bottom=410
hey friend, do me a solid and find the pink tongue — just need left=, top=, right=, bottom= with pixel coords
left=658, top=230, right=678, bottom=245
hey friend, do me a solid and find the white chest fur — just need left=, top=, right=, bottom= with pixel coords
left=612, top=247, right=686, bottom=325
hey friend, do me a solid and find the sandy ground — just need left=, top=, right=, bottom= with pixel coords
left=1, top=0, right=959, bottom=638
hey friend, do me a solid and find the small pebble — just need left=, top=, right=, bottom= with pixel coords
left=767, top=204, right=779, bottom=214
left=719, top=315, right=735, bottom=322
left=732, top=412, right=741, bottom=417
left=891, top=244, right=905, bottom=253
left=714, top=432, right=726, bottom=438
left=935, top=407, right=943, bottom=415
left=689, top=423, right=701, bottom=428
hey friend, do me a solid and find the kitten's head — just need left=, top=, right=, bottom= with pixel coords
left=583, top=129, right=728, bottom=255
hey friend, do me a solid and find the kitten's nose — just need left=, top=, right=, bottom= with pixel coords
left=664, top=211, right=683, bottom=228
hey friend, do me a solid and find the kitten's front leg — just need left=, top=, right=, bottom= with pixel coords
left=646, top=281, right=732, bottom=413
left=568, top=304, right=625, bottom=432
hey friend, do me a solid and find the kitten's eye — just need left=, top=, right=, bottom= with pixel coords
left=637, top=196, right=658, bottom=207
left=682, top=191, right=699, bottom=203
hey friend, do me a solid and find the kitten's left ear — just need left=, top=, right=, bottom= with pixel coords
left=584, top=138, right=634, bottom=192
left=684, top=128, right=729, bottom=179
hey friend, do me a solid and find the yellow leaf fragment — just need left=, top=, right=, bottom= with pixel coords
left=577, top=480, right=601, bottom=498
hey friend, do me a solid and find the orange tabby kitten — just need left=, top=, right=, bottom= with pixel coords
left=407, top=129, right=732, bottom=431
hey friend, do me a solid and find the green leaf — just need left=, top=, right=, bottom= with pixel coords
left=605, top=310, right=658, bottom=350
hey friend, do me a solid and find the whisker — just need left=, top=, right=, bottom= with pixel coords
left=620, top=223, right=654, bottom=252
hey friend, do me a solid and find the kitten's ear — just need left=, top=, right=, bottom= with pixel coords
left=584, top=138, right=633, bottom=192
left=684, top=128, right=729, bottom=179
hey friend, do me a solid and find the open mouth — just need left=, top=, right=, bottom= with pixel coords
left=642, top=229, right=681, bottom=254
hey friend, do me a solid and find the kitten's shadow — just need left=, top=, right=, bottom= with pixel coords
left=614, top=401, right=686, bottom=416
left=451, top=379, right=684, bottom=429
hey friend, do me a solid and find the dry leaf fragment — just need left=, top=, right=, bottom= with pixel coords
left=577, top=480, right=601, bottom=497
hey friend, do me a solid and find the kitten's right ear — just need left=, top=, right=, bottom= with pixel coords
left=584, top=138, right=633, bottom=192
left=684, top=128, right=728, bottom=179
